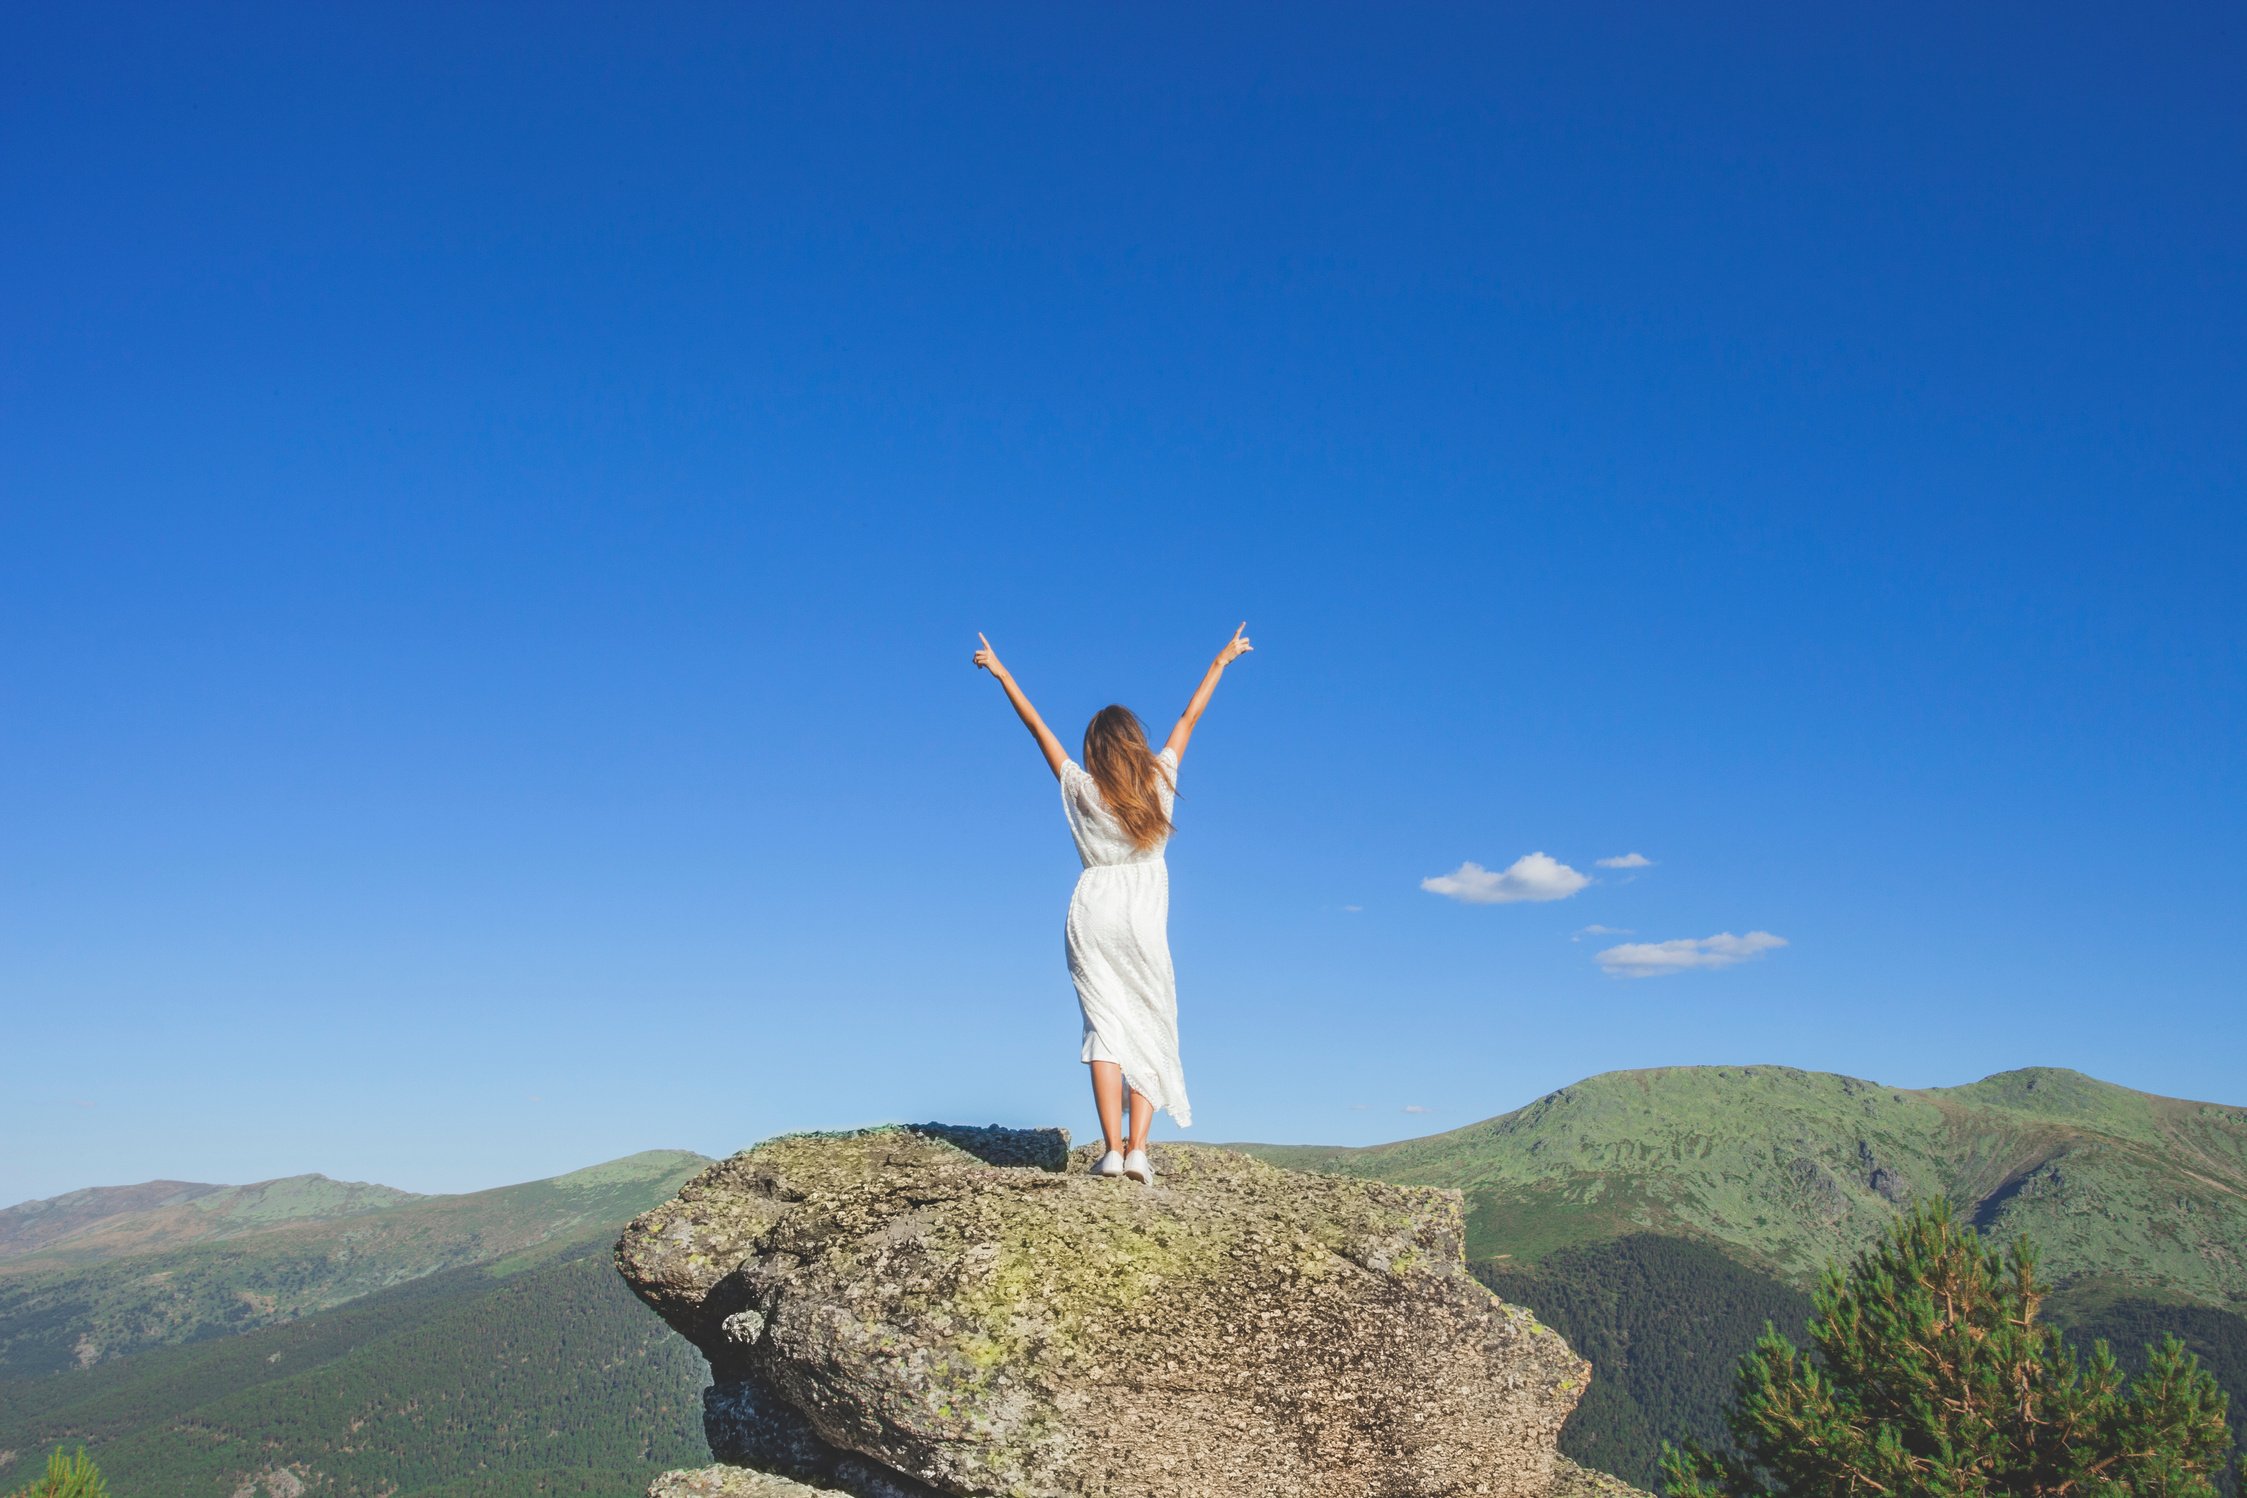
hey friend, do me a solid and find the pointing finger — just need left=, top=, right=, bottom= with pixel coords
left=978, top=632, right=991, bottom=649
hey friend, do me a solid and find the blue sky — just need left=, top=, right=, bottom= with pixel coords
left=5, top=4, right=2241, bottom=1203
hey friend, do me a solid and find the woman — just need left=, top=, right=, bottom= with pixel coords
left=972, top=623, right=1254, bottom=1184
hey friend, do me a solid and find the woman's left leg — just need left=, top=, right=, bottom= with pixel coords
left=1089, top=1061, right=1127, bottom=1156
left=1125, top=1087, right=1153, bottom=1152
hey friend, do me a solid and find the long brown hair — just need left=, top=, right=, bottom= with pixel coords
left=1082, top=705, right=1174, bottom=851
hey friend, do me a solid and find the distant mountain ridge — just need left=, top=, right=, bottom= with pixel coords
left=0, top=1149, right=712, bottom=1375
left=0, top=1174, right=425, bottom=1267
left=4, top=1072, right=2240, bottom=1496
left=1234, top=1065, right=2247, bottom=1308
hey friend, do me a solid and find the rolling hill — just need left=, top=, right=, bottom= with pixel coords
left=1236, top=1064, right=2247, bottom=1304
left=0, top=1175, right=424, bottom=1267
left=5, top=1066, right=2240, bottom=1495
left=1235, top=1064, right=2247, bottom=1490
left=0, top=1150, right=711, bottom=1376
left=0, top=1243, right=706, bottom=1496
left=0, top=1152, right=716, bottom=1496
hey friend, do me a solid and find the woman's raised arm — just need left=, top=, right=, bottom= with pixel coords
left=972, top=632, right=1068, bottom=779
left=1165, top=622, right=1253, bottom=762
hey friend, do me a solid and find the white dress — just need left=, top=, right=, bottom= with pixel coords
left=1059, top=745, right=1191, bottom=1127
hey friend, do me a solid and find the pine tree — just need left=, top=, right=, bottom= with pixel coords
left=3, top=1447, right=108, bottom=1498
left=1660, top=1200, right=2233, bottom=1498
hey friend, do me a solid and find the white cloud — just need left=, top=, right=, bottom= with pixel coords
left=1402, top=1104, right=1432, bottom=1114
left=1421, top=853, right=1590, bottom=905
left=1596, top=852, right=1653, bottom=869
left=1572, top=924, right=1633, bottom=941
left=1596, top=931, right=1787, bottom=979
left=1342, top=904, right=1364, bottom=913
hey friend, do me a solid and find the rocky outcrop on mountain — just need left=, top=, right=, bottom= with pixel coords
left=618, top=1123, right=1592, bottom=1498
left=644, top=1457, right=1654, bottom=1498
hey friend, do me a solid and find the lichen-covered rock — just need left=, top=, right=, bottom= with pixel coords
left=619, top=1124, right=1590, bottom=1498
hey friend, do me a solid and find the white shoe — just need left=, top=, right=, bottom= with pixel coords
left=1093, top=1150, right=1125, bottom=1178
left=1123, top=1148, right=1154, bottom=1185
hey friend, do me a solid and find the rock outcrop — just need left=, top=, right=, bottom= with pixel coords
left=618, top=1124, right=1594, bottom=1498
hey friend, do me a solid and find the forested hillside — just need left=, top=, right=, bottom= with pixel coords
left=9, top=1066, right=2242, bottom=1495
left=0, top=1151, right=709, bottom=1375
left=0, top=1244, right=706, bottom=1497
left=0, top=1175, right=422, bottom=1266
left=1239, top=1064, right=2247, bottom=1492
left=1477, top=1235, right=1815, bottom=1487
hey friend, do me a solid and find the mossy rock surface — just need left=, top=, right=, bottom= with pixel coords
left=618, top=1125, right=1589, bottom=1498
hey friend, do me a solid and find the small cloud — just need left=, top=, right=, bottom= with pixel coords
left=1596, top=931, right=1788, bottom=979
left=1572, top=924, right=1633, bottom=941
left=1421, top=852, right=1590, bottom=905
left=1596, top=852, right=1653, bottom=869
left=1349, top=1103, right=1370, bottom=1112
left=529, top=1095, right=544, bottom=1104
left=1402, top=1104, right=1432, bottom=1115
left=1342, top=904, right=1364, bottom=913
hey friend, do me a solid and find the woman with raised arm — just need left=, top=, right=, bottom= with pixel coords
left=971, top=624, right=1255, bottom=1184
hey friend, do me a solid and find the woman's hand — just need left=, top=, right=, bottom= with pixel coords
left=1215, top=621, right=1253, bottom=667
left=973, top=632, right=1066, bottom=777
left=1166, top=621, right=1252, bottom=760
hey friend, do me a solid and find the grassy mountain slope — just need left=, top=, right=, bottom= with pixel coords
left=0, top=1150, right=710, bottom=1375
left=0, top=1176, right=425, bottom=1267
left=0, top=1243, right=706, bottom=1497
left=1240, top=1064, right=2247, bottom=1492
left=9, top=1069, right=2238, bottom=1495
left=1237, top=1065, right=2247, bottom=1307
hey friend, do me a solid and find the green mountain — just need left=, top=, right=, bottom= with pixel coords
left=6, top=1068, right=2239, bottom=1496
left=0, top=1151, right=711, bottom=1376
left=0, top=1152, right=717, bottom=1496
left=1236, top=1064, right=2247, bottom=1491
left=0, top=1176, right=424, bottom=1267
left=0, top=1243, right=705, bottom=1497
left=1237, top=1065, right=2247, bottom=1305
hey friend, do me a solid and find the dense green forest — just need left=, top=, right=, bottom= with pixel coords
left=1480, top=1233, right=2247, bottom=1497
left=1661, top=1204, right=2235, bottom=1498
left=1478, top=1234, right=1816, bottom=1486
left=0, top=1244, right=705, bottom=1497
left=2050, top=1293, right=2247, bottom=1497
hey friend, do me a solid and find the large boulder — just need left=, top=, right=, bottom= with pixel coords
left=619, top=1125, right=1591, bottom=1498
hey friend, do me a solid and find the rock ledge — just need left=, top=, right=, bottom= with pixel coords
left=620, top=1123, right=1594, bottom=1498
